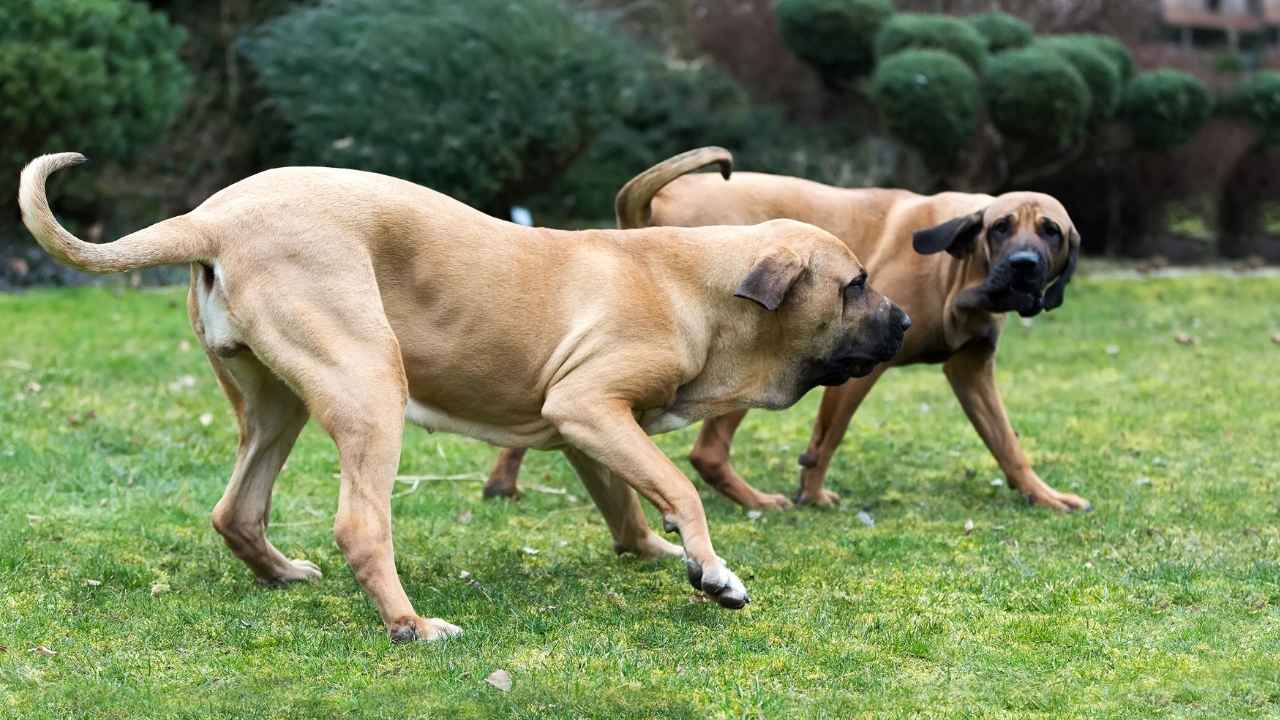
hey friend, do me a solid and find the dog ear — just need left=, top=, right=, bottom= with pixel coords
left=912, top=210, right=985, bottom=258
left=1042, top=228, right=1079, bottom=312
left=735, top=247, right=805, bottom=311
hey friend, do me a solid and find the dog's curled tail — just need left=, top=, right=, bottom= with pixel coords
left=614, top=146, right=733, bottom=229
left=19, top=153, right=209, bottom=274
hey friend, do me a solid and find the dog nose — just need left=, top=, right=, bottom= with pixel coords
left=893, top=306, right=912, bottom=333
left=1008, top=250, right=1040, bottom=273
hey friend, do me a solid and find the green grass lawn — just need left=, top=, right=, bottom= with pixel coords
left=1, top=273, right=1278, bottom=719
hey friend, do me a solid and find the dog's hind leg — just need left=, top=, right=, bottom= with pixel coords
left=482, top=447, right=526, bottom=499
left=562, top=447, right=681, bottom=559
left=207, top=352, right=316, bottom=585
left=689, top=411, right=793, bottom=510
left=188, top=268, right=317, bottom=585
left=222, top=268, right=461, bottom=643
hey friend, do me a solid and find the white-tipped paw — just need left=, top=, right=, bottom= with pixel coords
left=685, top=557, right=750, bottom=609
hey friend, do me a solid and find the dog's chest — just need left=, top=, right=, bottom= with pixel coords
left=638, top=409, right=694, bottom=435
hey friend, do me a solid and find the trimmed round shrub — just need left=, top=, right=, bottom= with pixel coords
left=1223, top=71, right=1280, bottom=143
left=1056, top=33, right=1134, bottom=84
left=532, top=59, right=785, bottom=220
left=871, top=49, right=981, bottom=164
left=775, top=0, right=895, bottom=82
left=984, top=46, right=1092, bottom=148
left=874, top=14, right=988, bottom=72
left=1123, top=70, right=1214, bottom=150
left=967, top=11, right=1033, bottom=53
left=242, top=0, right=630, bottom=213
left=0, top=0, right=189, bottom=198
left=1038, top=37, right=1123, bottom=123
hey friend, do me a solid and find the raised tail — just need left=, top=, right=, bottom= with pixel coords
left=19, top=153, right=210, bottom=274
left=614, top=146, right=733, bottom=229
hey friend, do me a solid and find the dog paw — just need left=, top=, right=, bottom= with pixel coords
left=388, top=616, right=464, bottom=644
left=795, top=488, right=840, bottom=507
left=1027, top=489, right=1092, bottom=513
left=614, top=533, right=683, bottom=560
left=481, top=482, right=519, bottom=500
left=741, top=491, right=794, bottom=511
left=684, top=557, right=750, bottom=609
left=257, top=558, right=323, bottom=587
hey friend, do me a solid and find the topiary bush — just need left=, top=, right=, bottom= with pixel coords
left=1222, top=71, right=1280, bottom=144
left=984, top=46, right=1092, bottom=148
left=871, top=49, right=981, bottom=164
left=1056, top=33, right=1134, bottom=84
left=1123, top=70, right=1214, bottom=150
left=242, top=0, right=630, bottom=214
left=1038, top=36, right=1123, bottom=123
left=531, top=59, right=785, bottom=220
left=774, top=0, right=895, bottom=84
left=0, top=0, right=189, bottom=202
left=967, top=11, right=1033, bottom=54
left=874, top=14, right=988, bottom=72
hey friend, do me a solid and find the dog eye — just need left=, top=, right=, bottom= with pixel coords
left=1042, top=221, right=1062, bottom=240
left=991, top=219, right=1012, bottom=236
left=844, top=274, right=867, bottom=297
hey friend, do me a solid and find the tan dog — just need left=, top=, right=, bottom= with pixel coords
left=484, top=147, right=1087, bottom=512
left=19, top=152, right=909, bottom=642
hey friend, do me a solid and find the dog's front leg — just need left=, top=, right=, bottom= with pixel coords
left=544, top=393, right=750, bottom=608
left=689, top=411, right=793, bottom=510
left=943, top=345, right=1092, bottom=512
left=562, top=447, right=682, bottom=559
left=795, top=369, right=886, bottom=507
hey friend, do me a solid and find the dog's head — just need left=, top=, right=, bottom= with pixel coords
left=734, top=220, right=911, bottom=403
left=912, top=192, right=1080, bottom=317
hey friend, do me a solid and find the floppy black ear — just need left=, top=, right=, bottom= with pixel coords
left=735, top=247, right=805, bottom=311
left=1042, top=228, right=1079, bottom=312
left=912, top=210, right=985, bottom=258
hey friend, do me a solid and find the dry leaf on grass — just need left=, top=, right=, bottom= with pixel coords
left=198, top=413, right=214, bottom=427
left=456, top=510, right=473, bottom=525
left=485, top=669, right=512, bottom=692
left=84, top=579, right=102, bottom=587
left=964, top=519, right=975, bottom=535
left=1173, top=333, right=1197, bottom=346
left=1272, top=334, right=1280, bottom=346
left=151, top=580, right=171, bottom=596
left=855, top=510, right=875, bottom=528
left=168, top=375, right=196, bottom=392
left=33, top=645, right=56, bottom=657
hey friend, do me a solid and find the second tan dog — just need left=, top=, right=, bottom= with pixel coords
left=20, top=152, right=909, bottom=642
left=485, top=148, right=1088, bottom=512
